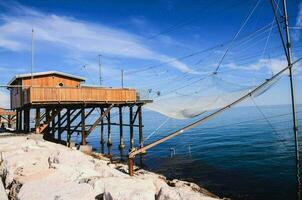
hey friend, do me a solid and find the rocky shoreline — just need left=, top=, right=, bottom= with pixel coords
left=0, top=133, right=225, bottom=200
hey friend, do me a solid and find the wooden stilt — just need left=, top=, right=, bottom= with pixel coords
left=138, top=105, right=144, bottom=149
left=52, top=118, right=55, bottom=138
left=8, top=115, right=11, bottom=128
left=19, top=109, right=23, bottom=132
left=35, top=108, right=40, bottom=134
left=107, top=109, right=112, bottom=146
left=24, top=108, right=30, bottom=132
left=16, top=110, right=19, bottom=131
left=67, top=109, right=71, bottom=147
left=129, top=106, right=134, bottom=151
left=81, top=107, right=86, bottom=145
left=58, top=111, right=61, bottom=141
left=44, top=108, right=51, bottom=138
left=100, top=108, right=105, bottom=144
left=119, top=106, right=125, bottom=149
left=128, top=157, right=134, bottom=176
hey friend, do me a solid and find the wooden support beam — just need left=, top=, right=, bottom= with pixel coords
left=107, top=109, right=112, bottom=146
left=57, top=109, right=77, bottom=135
left=53, top=110, right=67, bottom=128
left=81, top=107, right=86, bottom=145
left=24, top=108, right=30, bottom=132
left=119, top=106, right=125, bottom=149
left=131, top=106, right=139, bottom=124
left=16, top=110, right=19, bottom=131
left=35, top=108, right=40, bottom=134
left=100, top=108, right=105, bottom=144
left=129, top=106, right=134, bottom=151
left=52, top=118, right=55, bottom=137
left=70, top=108, right=95, bottom=135
left=86, top=105, right=114, bottom=137
left=37, top=107, right=62, bottom=134
left=66, top=109, right=71, bottom=147
left=7, top=115, right=12, bottom=128
left=138, top=106, right=144, bottom=149
left=58, top=111, right=61, bottom=141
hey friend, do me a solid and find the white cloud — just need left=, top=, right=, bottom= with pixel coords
left=0, top=90, right=10, bottom=108
left=293, top=1, right=302, bottom=41
left=0, top=2, right=195, bottom=73
left=224, top=57, right=288, bottom=75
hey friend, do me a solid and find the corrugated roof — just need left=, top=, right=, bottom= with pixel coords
left=8, top=71, right=86, bottom=85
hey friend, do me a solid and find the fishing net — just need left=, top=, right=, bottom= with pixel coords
left=145, top=73, right=282, bottom=119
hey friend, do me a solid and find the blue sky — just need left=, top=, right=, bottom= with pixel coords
left=0, top=0, right=302, bottom=108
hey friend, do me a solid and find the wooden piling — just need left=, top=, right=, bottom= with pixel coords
left=16, top=110, right=19, bottom=131
left=58, top=111, right=61, bottom=141
left=24, top=108, right=30, bottom=132
left=81, top=107, right=86, bottom=145
left=129, top=106, right=134, bottom=151
left=66, top=109, right=71, bottom=147
left=52, top=118, right=55, bottom=137
left=119, top=106, right=125, bottom=149
left=107, top=109, right=112, bottom=146
left=35, top=108, right=40, bottom=134
left=100, top=108, right=105, bottom=144
left=138, top=105, right=143, bottom=149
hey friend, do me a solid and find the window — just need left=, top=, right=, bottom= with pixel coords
left=59, top=82, right=64, bottom=87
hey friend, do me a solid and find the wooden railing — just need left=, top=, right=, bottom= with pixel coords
left=23, top=87, right=137, bottom=104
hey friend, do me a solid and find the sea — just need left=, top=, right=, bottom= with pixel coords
left=73, top=104, right=302, bottom=200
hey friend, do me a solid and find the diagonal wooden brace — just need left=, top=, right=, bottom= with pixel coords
left=86, top=104, right=114, bottom=137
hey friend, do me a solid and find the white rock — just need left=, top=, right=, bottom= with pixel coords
left=101, top=177, right=156, bottom=200
left=0, top=136, right=221, bottom=200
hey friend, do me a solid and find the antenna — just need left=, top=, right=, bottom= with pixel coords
left=31, top=29, right=34, bottom=87
left=121, top=69, right=124, bottom=88
left=98, top=55, right=102, bottom=86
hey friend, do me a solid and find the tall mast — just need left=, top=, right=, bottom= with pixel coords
left=282, top=0, right=301, bottom=194
left=31, top=29, right=34, bottom=87
left=98, top=54, right=102, bottom=86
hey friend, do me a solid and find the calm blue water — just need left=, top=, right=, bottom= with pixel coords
left=76, top=104, right=302, bottom=200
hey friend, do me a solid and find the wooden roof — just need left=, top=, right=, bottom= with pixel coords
left=8, top=71, right=86, bottom=86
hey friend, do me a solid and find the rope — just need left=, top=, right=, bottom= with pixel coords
left=145, top=117, right=171, bottom=141
left=214, top=0, right=262, bottom=74
left=250, top=96, right=290, bottom=150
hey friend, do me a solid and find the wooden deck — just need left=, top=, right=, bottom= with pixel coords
left=11, top=86, right=141, bottom=109
left=18, top=87, right=138, bottom=107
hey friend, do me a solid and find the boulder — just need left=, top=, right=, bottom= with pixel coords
left=96, top=177, right=156, bottom=200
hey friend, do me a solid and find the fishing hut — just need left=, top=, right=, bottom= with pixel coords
left=0, top=107, right=16, bottom=129
left=7, top=71, right=151, bottom=150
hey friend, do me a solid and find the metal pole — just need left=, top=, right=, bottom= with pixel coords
left=98, top=55, right=102, bottom=86
left=282, top=0, right=301, bottom=195
left=31, top=29, right=34, bottom=87
left=121, top=69, right=124, bottom=88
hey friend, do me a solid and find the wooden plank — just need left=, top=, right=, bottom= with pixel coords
left=28, top=87, right=137, bottom=103
left=86, top=104, right=114, bottom=137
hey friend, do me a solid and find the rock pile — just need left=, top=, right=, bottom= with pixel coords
left=0, top=135, right=222, bottom=200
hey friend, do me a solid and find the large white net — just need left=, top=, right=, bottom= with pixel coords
left=145, top=73, right=282, bottom=119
